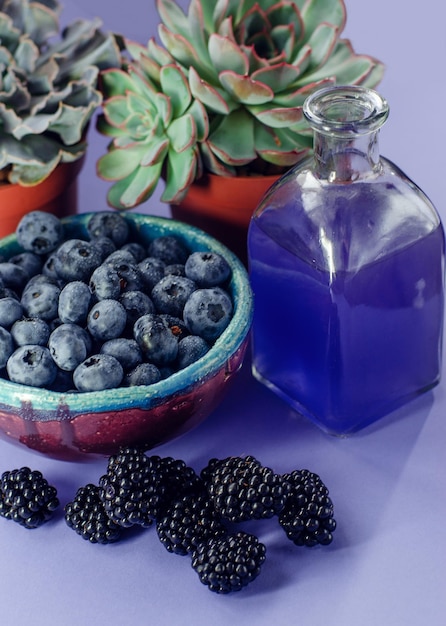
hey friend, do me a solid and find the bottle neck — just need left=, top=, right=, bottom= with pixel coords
left=313, top=129, right=382, bottom=182
left=303, top=86, right=389, bottom=183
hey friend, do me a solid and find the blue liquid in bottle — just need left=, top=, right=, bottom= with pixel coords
left=248, top=87, right=445, bottom=435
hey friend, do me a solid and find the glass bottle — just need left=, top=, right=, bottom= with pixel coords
left=248, top=85, right=444, bottom=435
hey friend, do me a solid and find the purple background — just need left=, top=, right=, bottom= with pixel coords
left=1, top=2, right=445, bottom=625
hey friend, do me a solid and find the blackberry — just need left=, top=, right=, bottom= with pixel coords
left=203, top=455, right=290, bottom=522
left=279, top=469, right=337, bottom=547
left=99, top=451, right=203, bottom=528
left=155, top=456, right=203, bottom=503
left=0, top=467, right=59, bottom=529
left=156, top=486, right=227, bottom=555
left=99, top=448, right=170, bottom=527
left=65, top=483, right=122, bottom=544
left=191, top=531, right=266, bottom=594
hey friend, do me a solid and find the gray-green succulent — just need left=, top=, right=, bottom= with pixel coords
left=97, top=0, right=385, bottom=208
left=0, top=0, right=120, bottom=185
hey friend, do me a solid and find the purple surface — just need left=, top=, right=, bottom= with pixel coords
left=1, top=2, right=445, bottom=625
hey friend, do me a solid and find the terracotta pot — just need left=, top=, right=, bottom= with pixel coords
left=0, top=157, right=85, bottom=239
left=170, top=173, right=279, bottom=264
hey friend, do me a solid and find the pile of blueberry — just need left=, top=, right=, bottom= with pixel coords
left=0, top=211, right=234, bottom=392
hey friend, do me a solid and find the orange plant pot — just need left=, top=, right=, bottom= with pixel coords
left=0, top=157, right=85, bottom=239
left=170, top=173, right=279, bottom=264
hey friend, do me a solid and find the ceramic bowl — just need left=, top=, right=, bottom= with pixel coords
left=0, top=213, right=253, bottom=461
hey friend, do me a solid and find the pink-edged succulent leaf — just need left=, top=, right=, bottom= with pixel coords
left=207, top=109, right=257, bottom=165
left=161, top=145, right=198, bottom=203
left=100, top=68, right=136, bottom=98
left=122, top=38, right=147, bottom=62
left=166, top=113, right=197, bottom=153
left=147, top=38, right=176, bottom=67
left=254, top=123, right=311, bottom=165
left=306, top=22, right=340, bottom=71
left=208, top=34, right=249, bottom=76
left=140, top=138, right=170, bottom=166
left=160, top=64, right=191, bottom=118
left=189, top=66, right=234, bottom=115
left=158, top=24, right=201, bottom=70
left=219, top=71, right=274, bottom=105
left=267, top=1, right=304, bottom=44
left=186, top=0, right=212, bottom=68
left=301, top=50, right=383, bottom=87
left=215, top=16, right=236, bottom=40
left=239, top=44, right=270, bottom=74
left=355, top=60, right=385, bottom=88
left=153, top=92, right=173, bottom=127
left=247, top=102, right=304, bottom=128
left=156, top=0, right=191, bottom=39
left=300, top=0, right=346, bottom=44
left=135, top=51, right=164, bottom=84
left=273, top=77, right=335, bottom=107
left=187, top=99, right=209, bottom=142
left=251, top=63, right=302, bottom=92
left=107, top=162, right=163, bottom=209
left=199, top=140, right=237, bottom=177
left=101, top=96, right=133, bottom=129
left=97, top=143, right=150, bottom=181
left=96, top=114, right=128, bottom=139
left=270, top=24, right=296, bottom=63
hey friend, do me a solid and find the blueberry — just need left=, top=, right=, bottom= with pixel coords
left=50, top=368, right=74, bottom=392
left=185, top=251, right=231, bottom=287
left=7, top=345, right=57, bottom=387
left=103, top=249, right=137, bottom=266
left=183, top=287, right=233, bottom=341
left=87, top=212, right=129, bottom=247
left=11, top=318, right=51, bottom=347
left=87, top=299, right=127, bottom=342
left=73, top=354, right=124, bottom=391
left=16, top=211, right=63, bottom=255
left=176, top=335, right=209, bottom=369
left=133, top=314, right=178, bottom=365
left=104, top=259, right=142, bottom=293
left=21, top=280, right=60, bottom=321
left=0, top=262, right=29, bottom=292
left=89, top=264, right=122, bottom=300
left=0, top=286, right=18, bottom=300
left=53, top=239, right=102, bottom=282
left=121, top=242, right=146, bottom=263
left=159, top=314, right=190, bottom=340
left=48, top=324, right=91, bottom=371
left=9, top=252, right=43, bottom=279
left=151, top=275, right=196, bottom=317
left=119, top=290, right=155, bottom=328
left=100, top=338, right=142, bottom=371
left=147, top=235, right=189, bottom=265
left=125, top=362, right=162, bottom=386
left=164, top=264, right=185, bottom=277
left=90, top=236, right=116, bottom=261
left=0, top=327, right=14, bottom=369
left=138, top=257, right=166, bottom=291
left=41, top=252, right=60, bottom=280
left=0, top=297, right=23, bottom=328
left=58, top=281, right=92, bottom=324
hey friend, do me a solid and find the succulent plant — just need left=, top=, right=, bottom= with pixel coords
left=97, top=0, right=384, bottom=208
left=97, top=56, right=209, bottom=207
left=0, top=0, right=120, bottom=185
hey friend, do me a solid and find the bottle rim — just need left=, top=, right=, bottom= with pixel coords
left=303, top=85, right=389, bottom=136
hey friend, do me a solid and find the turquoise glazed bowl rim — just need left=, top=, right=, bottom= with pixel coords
left=0, top=212, right=253, bottom=419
